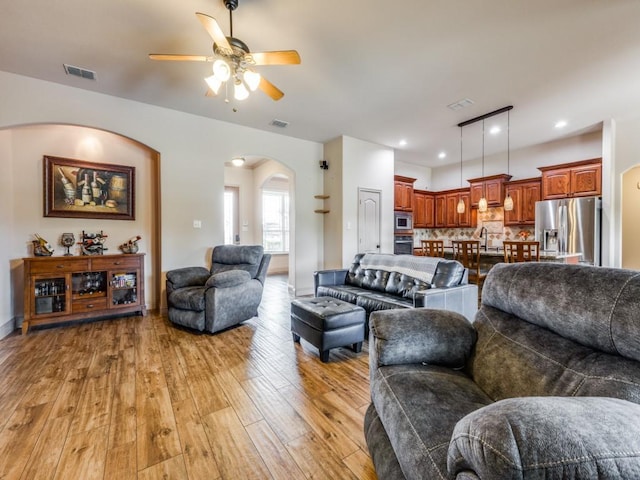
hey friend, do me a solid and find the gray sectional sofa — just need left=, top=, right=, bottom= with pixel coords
left=314, top=253, right=478, bottom=322
left=365, top=262, right=640, bottom=479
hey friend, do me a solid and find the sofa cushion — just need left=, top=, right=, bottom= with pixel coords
left=385, top=271, right=430, bottom=298
left=371, top=364, right=492, bottom=479
left=167, top=286, right=206, bottom=311
left=469, top=305, right=640, bottom=403
left=448, top=397, right=640, bottom=480
left=316, top=285, right=363, bottom=304
left=356, top=292, right=412, bottom=312
left=432, top=259, right=466, bottom=287
left=483, top=263, right=640, bottom=362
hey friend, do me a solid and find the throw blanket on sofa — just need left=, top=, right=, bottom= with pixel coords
left=360, top=253, right=438, bottom=284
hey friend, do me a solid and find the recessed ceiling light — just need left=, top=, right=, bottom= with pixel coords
left=231, top=157, right=245, bottom=167
left=489, top=126, right=501, bottom=135
left=399, top=139, right=407, bottom=146
left=555, top=120, right=568, bottom=129
left=438, top=152, right=446, bottom=159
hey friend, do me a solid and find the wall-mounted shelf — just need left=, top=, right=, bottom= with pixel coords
left=314, top=194, right=330, bottom=214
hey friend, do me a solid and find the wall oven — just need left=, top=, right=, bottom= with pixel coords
left=394, top=235, right=414, bottom=255
left=394, top=212, right=412, bottom=232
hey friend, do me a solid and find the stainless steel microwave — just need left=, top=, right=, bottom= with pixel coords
left=394, top=212, right=412, bottom=231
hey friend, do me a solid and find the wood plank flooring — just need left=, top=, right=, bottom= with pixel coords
left=0, top=275, right=377, bottom=479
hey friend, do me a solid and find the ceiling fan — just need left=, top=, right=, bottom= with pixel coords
left=149, top=0, right=301, bottom=101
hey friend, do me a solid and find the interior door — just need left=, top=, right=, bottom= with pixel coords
left=358, top=188, right=381, bottom=254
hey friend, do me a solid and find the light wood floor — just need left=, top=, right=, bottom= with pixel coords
left=0, top=275, right=377, bottom=479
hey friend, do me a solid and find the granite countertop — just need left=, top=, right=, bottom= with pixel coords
left=414, top=243, right=582, bottom=260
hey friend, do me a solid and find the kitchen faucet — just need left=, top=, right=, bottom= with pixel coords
left=480, top=226, right=488, bottom=251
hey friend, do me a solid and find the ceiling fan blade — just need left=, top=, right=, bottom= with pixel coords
left=205, top=88, right=217, bottom=97
left=196, top=12, right=232, bottom=54
left=259, top=77, right=284, bottom=101
left=149, top=54, right=212, bottom=62
left=251, top=50, right=301, bottom=66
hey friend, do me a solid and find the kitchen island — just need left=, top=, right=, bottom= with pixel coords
left=413, top=245, right=582, bottom=266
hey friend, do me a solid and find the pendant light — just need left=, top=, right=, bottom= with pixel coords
left=478, top=119, right=488, bottom=213
left=456, top=126, right=465, bottom=214
left=503, top=109, right=514, bottom=211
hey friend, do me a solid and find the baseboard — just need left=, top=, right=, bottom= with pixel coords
left=0, top=318, right=18, bottom=340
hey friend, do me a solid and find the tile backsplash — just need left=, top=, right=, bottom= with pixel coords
left=413, top=207, right=534, bottom=248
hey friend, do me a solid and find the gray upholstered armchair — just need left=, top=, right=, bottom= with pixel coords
left=166, top=245, right=271, bottom=333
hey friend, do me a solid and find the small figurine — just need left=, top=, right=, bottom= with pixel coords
left=119, top=235, right=141, bottom=254
left=33, top=234, right=54, bottom=256
left=60, top=232, right=75, bottom=256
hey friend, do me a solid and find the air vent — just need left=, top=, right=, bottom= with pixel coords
left=447, top=98, right=474, bottom=111
left=269, top=119, right=289, bottom=128
left=63, top=64, right=97, bottom=81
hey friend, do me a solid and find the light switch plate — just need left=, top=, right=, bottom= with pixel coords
left=193, top=220, right=202, bottom=229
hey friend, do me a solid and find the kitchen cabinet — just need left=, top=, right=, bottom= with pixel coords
left=434, top=194, right=446, bottom=227
left=539, top=158, right=601, bottom=200
left=413, top=190, right=434, bottom=228
left=394, top=175, right=416, bottom=211
left=469, top=174, right=512, bottom=208
left=442, top=189, right=475, bottom=228
left=504, top=178, right=541, bottom=226
left=22, top=253, right=146, bottom=334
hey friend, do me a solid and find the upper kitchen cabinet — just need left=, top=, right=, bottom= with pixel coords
left=394, top=175, right=416, bottom=211
left=539, top=158, right=602, bottom=200
left=468, top=174, right=512, bottom=208
left=443, top=189, right=475, bottom=228
left=504, top=178, right=541, bottom=226
left=413, top=190, right=435, bottom=228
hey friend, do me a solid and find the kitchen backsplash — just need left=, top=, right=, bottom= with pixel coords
left=413, top=207, right=534, bottom=248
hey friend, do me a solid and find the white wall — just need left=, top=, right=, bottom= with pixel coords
left=0, top=70, right=324, bottom=334
left=0, top=130, right=14, bottom=338
left=342, top=137, right=394, bottom=265
left=322, top=136, right=394, bottom=268
left=395, top=160, right=432, bottom=191
left=611, top=116, right=640, bottom=268
left=224, top=165, right=256, bottom=245
left=431, top=131, right=603, bottom=191
left=6, top=125, right=157, bottom=327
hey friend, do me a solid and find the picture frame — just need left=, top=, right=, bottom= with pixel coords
left=43, top=155, right=135, bottom=220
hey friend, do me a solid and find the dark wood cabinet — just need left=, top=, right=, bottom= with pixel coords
left=394, top=175, right=416, bottom=211
left=468, top=174, right=512, bottom=208
left=439, top=189, right=475, bottom=228
left=539, top=159, right=601, bottom=200
left=434, top=194, right=446, bottom=227
left=413, top=190, right=434, bottom=228
left=23, top=253, right=146, bottom=334
left=504, top=178, right=541, bottom=226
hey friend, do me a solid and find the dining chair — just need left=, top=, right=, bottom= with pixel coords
left=503, top=241, right=540, bottom=263
left=452, top=240, right=489, bottom=285
left=421, top=239, right=445, bottom=258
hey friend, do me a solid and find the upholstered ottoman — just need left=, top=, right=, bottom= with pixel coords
left=291, top=297, right=366, bottom=362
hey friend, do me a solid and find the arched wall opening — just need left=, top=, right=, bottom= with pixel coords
left=224, top=156, right=295, bottom=280
left=621, top=164, right=640, bottom=269
left=2, top=123, right=161, bottom=329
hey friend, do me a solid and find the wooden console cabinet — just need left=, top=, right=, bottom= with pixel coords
left=22, top=253, right=145, bottom=334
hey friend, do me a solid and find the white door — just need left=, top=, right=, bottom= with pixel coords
left=358, top=188, right=381, bottom=253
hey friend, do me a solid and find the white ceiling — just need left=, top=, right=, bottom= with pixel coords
left=2, top=0, right=640, bottom=167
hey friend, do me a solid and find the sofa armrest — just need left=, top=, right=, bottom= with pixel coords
left=369, top=308, right=476, bottom=373
left=414, top=284, right=478, bottom=322
left=314, top=268, right=349, bottom=295
left=205, top=269, right=251, bottom=289
left=166, top=266, right=211, bottom=290
left=448, top=397, right=640, bottom=480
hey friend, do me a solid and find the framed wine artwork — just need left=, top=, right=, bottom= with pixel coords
left=43, top=155, right=135, bottom=220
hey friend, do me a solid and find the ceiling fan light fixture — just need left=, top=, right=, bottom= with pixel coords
left=205, top=74, right=223, bottom=95
left=234, top=81, right=249, bottom=101
left=244, top=70, right=261, bottom=91
left=213, top=59, right=231, bottom=81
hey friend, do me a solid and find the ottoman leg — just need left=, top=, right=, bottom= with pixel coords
left=320, top=349, right=330, bottom=363
left=292, top=332, right=300, bottom=343
left=353, top=342, right=363, bottom=353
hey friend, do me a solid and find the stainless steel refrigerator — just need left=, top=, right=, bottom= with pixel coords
left=534, top=196, right=601, bottom=266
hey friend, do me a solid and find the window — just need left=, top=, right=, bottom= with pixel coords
left=262, top=190, right=289, bottom=253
